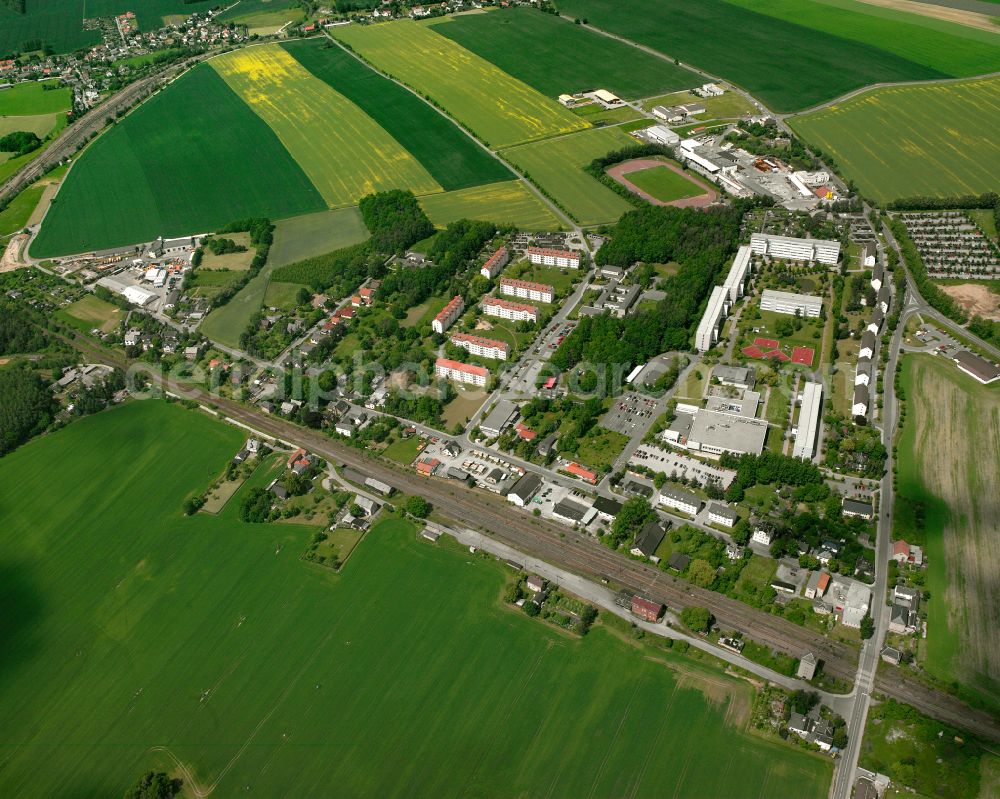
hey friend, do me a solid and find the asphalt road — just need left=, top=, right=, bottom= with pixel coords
left=64, top=331, right=1000, bottom=743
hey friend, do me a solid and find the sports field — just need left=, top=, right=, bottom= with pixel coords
left=283, top=39, right=512, bottom=192
left=31, top=65, right=326, bottom=257
left=428, top=8, right=696, bottom=99
left=501, top=127, right=635, bottom=225
left=555, top=0, right=993, bottom=111
left=894, top=354, right=1000, bottom=713
left=419, top=180, right=563, bottom=231
left=0, top=399, right=832, bottom=795
left=333, top=20, right=589, bottom=148
left=624, top=164, right=705, bottom=203
left=54, top=294, right=123, bottom=333
left=211, top=45, right=441, bottom=206
left=788, top=77, right=1000, bottom=204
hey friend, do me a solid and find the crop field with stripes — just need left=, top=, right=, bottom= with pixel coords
left=789, top=77, right=1000, bottom=204
left=0, top=400, right=833, bottom=796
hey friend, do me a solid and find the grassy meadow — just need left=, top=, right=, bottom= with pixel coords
left=211, top=44, right=441, bottom=206
left=893, top=354, right=1000, bottom=713
left=332, top=20, right=589, bottom=148
left=0, top=80, right=72, bottom=116
left=555, top=0, right=959, bottom=111
left=269, top=206, right=369, bottom=269
left=420, top=180, right=564, bottom=231
left=502, top=127, right=635, bottom=225
left=0, top=400, right=832, bottom=796
left=428, top=8, right=697, bottom=99
left=0, top=183, right=44, bottom=239
left=31, top=65, right=326, bottom=257
left=283, top=39, right=513, bottom=192
left=788, top=77, right=1000, bottom=204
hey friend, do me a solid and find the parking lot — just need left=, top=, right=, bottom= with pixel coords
left=630, top=444, right=737, bottom=488
left=601, top=392, right=659, bottom=434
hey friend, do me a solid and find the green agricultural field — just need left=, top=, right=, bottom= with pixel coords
left=269, top=206, right=369, bottom=269
left=0, top=400, right=832, bottom=796
left=262, top=280, right=307, bottom=310
left=0, top=182, right=44, bottom=238
left=502, top=127, right=635, bottom=225
left=0, top=80, right=71, bottom=115
left=555, top=0, right=967, bottom=111
left=0, top=112, right=60, bottom=139
left=428, top=8, right=696, bottom=99
left=894, top=354, right=1000, bottom=714
left=217, top=0, right=304, bottom=32
left=211, top=44, right=441, bottom=207
left=625, top=164, right=706, bottom=203
left=32, top=64, right=326, bottom=257
left=420, top=180, right=563, bottom=231
left=333, top=20, right=589, bottom=148
left=642, top=89, right=754, bottom=120
left=788, top=77, right=1000, bottom=204
left=283, top=39, right=513, bottom=192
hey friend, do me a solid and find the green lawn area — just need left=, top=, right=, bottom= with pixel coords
left=402, top=295, right=446, bottom=329
left=32, top=64, right=326, bottom=257
left=503, top=260, right=580, bottom=296
left=269, top=206, right=369, bottom=269
left=0, top=183, right=45, bottom=239
left=571, top=104, right=642, bottom=124
left=571, top=425, right=629, bottom=472
left=501, top=126, right=635, bottom=226
left=441, top=390, right=487, bottom=429
left=427, top=7, right=696, bottom=99
left=0, top=112, right=62, bottom=140
left=54, top=294, right=123, bottom=334
left=111, top=47, right=185, bottom=69
left=789, top=76, right=1000, bottom=204
left=0, top=80, right=72, bottom=115
left=731, top=555, right=777, bottom=606
left=382, top=435, right=425, bottom=465
left=555, top=0, right=995, bottom=112
left=262, top=280, right=306, bottom=311
left=624, top=164, right=705, bottom=203
left=893, top=354, right=1000, bottom=713
left=0, top=400, right=831, bottom=796
left=642, top=88, right=754, bottom=119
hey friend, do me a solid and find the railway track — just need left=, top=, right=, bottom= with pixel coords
left=66, top=334, right=1000, bottom=741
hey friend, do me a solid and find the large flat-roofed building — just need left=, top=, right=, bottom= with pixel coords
left=792, top=381, right=823, bottom=460
left=450, top=332, right=509, bottom=361
left=712, top=364, right=755, bottom=389
left=750, top=233, right=840, bottom=265
left=526, top=246, right=580, bottom=269
left=645, top=124, right=680, bottom=146
left=435, top=357, right=488, bottom=387
left=480, top=246, right=509, bottom=280
left=480, top=399, right=518, bottom=438
left=482, top=296, right=538, bottom=323
left=760, top=288, right=822, bottom=318
left=695, top=286, right=730, bottom=352
left=724, top=245, right=753, bottom=302
left=432, top=294, right=465, bottom=334
left=687, top=409, right=768, bottom=456
left=500, top=276, right=554, bottom=304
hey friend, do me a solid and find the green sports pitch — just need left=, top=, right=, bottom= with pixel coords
left=0, top=400, right=832, bottom=796
left=624, top=164, right=707, bottom=203
left=789, top=76, right=1000, bottom=204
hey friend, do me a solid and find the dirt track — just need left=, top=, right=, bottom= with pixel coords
left=853, top=0, right=999, bottom=32
left=606, top=158, right=718, bottom=208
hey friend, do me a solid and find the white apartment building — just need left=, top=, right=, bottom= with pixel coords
left=500, top=277, right=554, bottom=304
left=450, top=332, right=509, bottom=361
left=526, top=246, right=581, bottom=269
left=432, top=294, right=465, bottom=334
left=658, top=485, right=702, bottom=516
left=482, top=296, right=538, bottom=323
left=695, top=286, right=729, bottom=352
left=792, top=381, right=823, bottom=460
left=480, top=246, right=509, bottom=280
left=435, top=357, right=488, bottom=387
left=760, top=288, right=822, bottom=318
left=750, top=233, right=840, bottom=265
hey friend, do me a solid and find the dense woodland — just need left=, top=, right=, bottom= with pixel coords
left=553, top=203, right=743, bottom=370
left=0, top=366, right=56, bottom=457
left=0, top=300, right=48, bottom=356
left=359, top=189, right=435, bottom=254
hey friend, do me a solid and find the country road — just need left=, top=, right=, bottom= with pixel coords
left=62, top=330, right=1000, bottom=743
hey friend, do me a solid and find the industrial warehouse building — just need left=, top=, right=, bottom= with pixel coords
left=760, top=289, right=823, bottom=318
left=750, top=233, right=840, bottom=265
left=792, top=381, right=823, bottom=460
left=480, top=399, right=518, bottom=438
